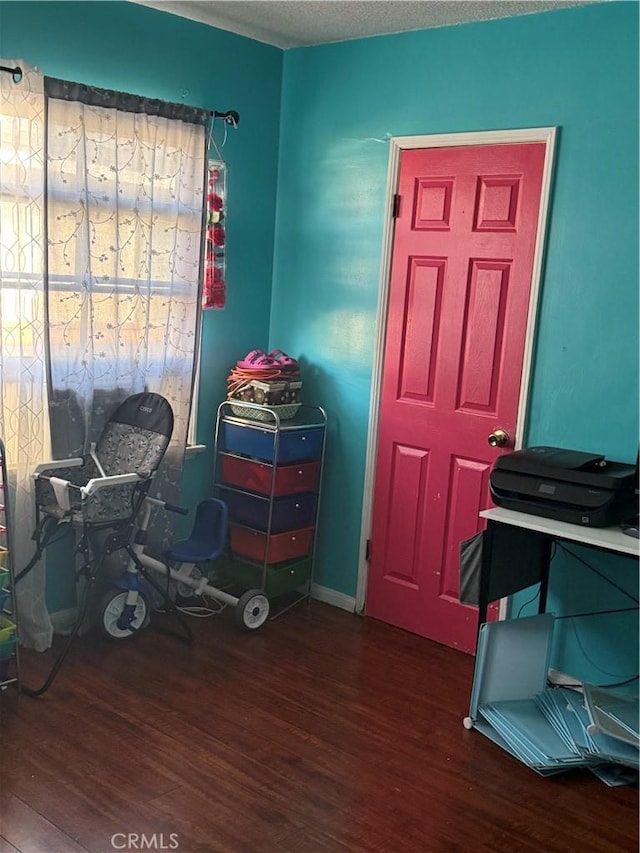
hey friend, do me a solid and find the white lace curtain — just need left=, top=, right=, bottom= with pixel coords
left=0, top=61, right=53, bottom=651
left=45, top=78, right=208, bottom=521
left=0, top=62, right=208, bottom=648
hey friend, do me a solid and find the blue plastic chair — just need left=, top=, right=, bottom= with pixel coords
left=166, top=498, right=228, bottom=564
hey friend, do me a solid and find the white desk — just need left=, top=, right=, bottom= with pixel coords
left=480, top=507, right=640, bottom=557
left=476, top=507, right=639, bottom=626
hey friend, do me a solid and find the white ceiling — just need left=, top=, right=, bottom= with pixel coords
left=132, top=0, right=601, bottom=49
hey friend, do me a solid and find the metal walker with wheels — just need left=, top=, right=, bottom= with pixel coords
left=96, top=494, right=270, bottom=640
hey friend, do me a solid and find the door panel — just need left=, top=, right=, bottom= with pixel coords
left=399, top=258, right=444, bottom=402
left=385, top=442, right=429, bottom=587
left=366, top=142, right=547, bottom=654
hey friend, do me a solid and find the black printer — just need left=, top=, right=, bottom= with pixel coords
left=489, top=446, right=637, bottom=527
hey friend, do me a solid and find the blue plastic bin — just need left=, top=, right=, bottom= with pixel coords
left=219, top=487, right=317, bottom=533
left=219, top=421, right=323, bottom=463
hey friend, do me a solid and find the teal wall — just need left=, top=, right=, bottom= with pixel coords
left=272, top=3, right=639, bottom=681
left=1, top=2, right=638, bottom=682
left=0, top=0, right=283, bottom=609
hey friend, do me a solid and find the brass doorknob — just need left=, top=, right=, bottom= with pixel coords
left=488, top=429, right=509, bottom=448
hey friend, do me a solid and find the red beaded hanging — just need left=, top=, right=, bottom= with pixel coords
left=202, top=161, right=227, bottom=309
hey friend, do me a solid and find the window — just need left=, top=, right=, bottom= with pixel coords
left=45, top=88, right=206, bottom=456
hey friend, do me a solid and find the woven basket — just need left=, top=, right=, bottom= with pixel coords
left=229, top=402, right=301, bottom=422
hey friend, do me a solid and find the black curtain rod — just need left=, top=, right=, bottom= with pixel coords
left=0, top=64, right=23, bottom=82
left=1, top=65, right=239, bottom=126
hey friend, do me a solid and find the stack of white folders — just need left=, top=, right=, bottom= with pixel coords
left=465, top=614, right=639, bottom=785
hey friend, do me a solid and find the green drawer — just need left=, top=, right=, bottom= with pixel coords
left=217, top=554, right=311, bottom=599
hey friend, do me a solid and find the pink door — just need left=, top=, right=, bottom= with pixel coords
left=366, top=142, right=547, bottom=654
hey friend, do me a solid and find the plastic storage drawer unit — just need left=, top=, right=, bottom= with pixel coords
left=220, top=454, right=320, bottom=497
left=0, top=614, right=16, bottom=681
left=220, top=487, right=317, bottom=533
left=229, top=524, right=314, bottom=565
left=219, top=421, right=323, bottom=463
left=223, top=556, right=312, bottom=599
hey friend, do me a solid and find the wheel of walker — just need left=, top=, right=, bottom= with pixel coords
left=235, top=589, right=270, bottom=631
left=96, top=588, right=150, bottom=640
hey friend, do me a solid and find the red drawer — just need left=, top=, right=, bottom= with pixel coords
left=229, top=524, right=314, bottom=564
left=221, top=455, right=320, bottom=497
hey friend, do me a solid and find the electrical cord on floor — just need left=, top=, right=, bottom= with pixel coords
left=175, top=596, right=228, bottom=617
left=154, top=592, right=228, bottom=618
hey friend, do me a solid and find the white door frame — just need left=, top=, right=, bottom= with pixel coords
left=356, top=127, right=557, bottom=614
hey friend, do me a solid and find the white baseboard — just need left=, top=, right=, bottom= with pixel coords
left=311, top=583, right=356, bottom=613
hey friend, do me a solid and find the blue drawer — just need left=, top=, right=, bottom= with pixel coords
left=220, top=487, right=317, bottom=533
left=219, top=421, right=323, bottom=463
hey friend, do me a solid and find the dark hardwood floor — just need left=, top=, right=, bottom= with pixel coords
left=1, top=600, right=637, bottom=853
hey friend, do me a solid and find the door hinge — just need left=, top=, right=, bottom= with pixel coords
left=392, top=193, right=401, bottom=219
left=365, top=538, right=372, bottom=562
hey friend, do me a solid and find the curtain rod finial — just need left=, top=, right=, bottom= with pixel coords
left=214, top=110, right=239, bottom=128
left=0, top=64, right=22, bottom=83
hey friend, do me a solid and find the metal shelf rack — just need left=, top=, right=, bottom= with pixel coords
left=213, top=402, right=327, bottom=616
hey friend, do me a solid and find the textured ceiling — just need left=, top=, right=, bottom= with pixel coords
left=132, top=0, right=600, bottom=48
